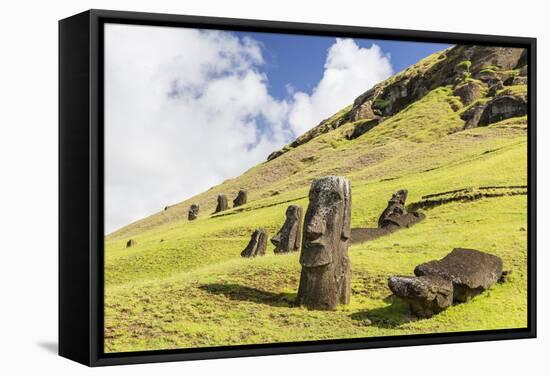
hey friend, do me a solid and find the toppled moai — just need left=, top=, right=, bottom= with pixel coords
left=296, top=176, right=352, bottom=310
left=214, top=194, right=228, bottom=213
left=271, top=205, right=303, bottom=254
left=233, top=190, right=248, bottom=207
left=378, top=189, right=425, bottom=230
left=240, top=228, right=268, bottom=258
left=388, top=248, right=504, bottom=317
left=188, top=204, right=199, bottom=220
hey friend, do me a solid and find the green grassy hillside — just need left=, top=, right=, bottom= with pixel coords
left=104, top=46, right=528, bottom=352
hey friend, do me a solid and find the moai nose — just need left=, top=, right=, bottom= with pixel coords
left=305, top=216, right=326, bottom=241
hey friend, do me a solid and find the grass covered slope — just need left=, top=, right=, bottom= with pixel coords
left=104, top=45, right=528, bottom=352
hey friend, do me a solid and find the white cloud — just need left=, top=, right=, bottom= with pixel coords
left=105, top=26, right=393, bottom=233
left=288, top=39, right=393, bottom=135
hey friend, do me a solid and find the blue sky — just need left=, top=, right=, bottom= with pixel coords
left=105, top=24, right=452, bottom=233
left=234, top=31, right=450, bottom=100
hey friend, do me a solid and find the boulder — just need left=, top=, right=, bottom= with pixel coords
left=487, top=80, right=504, bottom=97
left=214, top=194, right=228, bottom=213
left=478, top=95, right=527, bottom=126
left=267, top=150, right=285, bottom=161
left=503, top=75, right=527, bottom=86
left=240, top=228, right=268, bottom=258
left=126, top=239, right=136, bottom=248
left=414, top=248, right=503, bottom=302
left=388, top=275, right=453, bottom=318
left=188, top=204, right=199, bottom=220
left=271, top=205, right=303, bottom=254
left=453, top=81, right=482, bottom=105
left=233, top=190, right=248, bottom=207
left=296, top=176, right=352, bottom=310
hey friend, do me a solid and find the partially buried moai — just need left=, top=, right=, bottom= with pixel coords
left=296, top=176, right=352, bottom=310
left=233, top=190, right=247, bottom=207
left=378, top=189, right=408, bottom=228
left=188, top=204, right=199, bottom=220
left=271, top=205, right=302, bottom=254
left=214, top=194, right=228, bottom=213
left=241, top=228, right=268, bottom=258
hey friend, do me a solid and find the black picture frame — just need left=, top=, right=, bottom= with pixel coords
left=59, top=8, right=537, bottom=367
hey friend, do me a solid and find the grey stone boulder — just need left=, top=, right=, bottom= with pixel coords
left=240, top=228, right=268, bottom=258
left=388, top=275, right=453, bottom=318
left=453, top=81, right=482, bottom=105
left=414, top=248, right=503, bottom=302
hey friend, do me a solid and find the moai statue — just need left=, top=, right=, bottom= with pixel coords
left=126, top=239, right=136, bottom=248
left=241, top=228, right=268, bottom=258
left=188, top=204, right=199, bottom=220
left=378, top=189, right=408, bottom=228
left=296, top=176, right=352, bottom=310
left=233, top=190, right=248, bottom=207
left=214, top=194, right=228, bottom=213
left=271, top=205, right=302, bottom=254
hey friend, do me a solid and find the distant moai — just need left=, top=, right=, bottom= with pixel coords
left=214, top=194, right=228, bottom=213
left=241, top=228, right=268, bottom=258
left=233, top=190, right=248, bottom=207
left=126, top=239, right=136, bottom=248
left=188, top=204, right=200, bottom=220
left=378, top=189, right=408, bottom=228
left=271, top=205, right=302, bottom=254
left=296, top=176, right=352, bottom=310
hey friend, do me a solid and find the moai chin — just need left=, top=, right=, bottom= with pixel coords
left=271, top=205, right=303, bottom=254
left=296, top=176, right=352, bottom=310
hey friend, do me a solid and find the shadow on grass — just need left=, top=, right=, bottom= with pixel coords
left=199, top=283, right=296, bottom=307
left=350, top=296, right=417, bottom=328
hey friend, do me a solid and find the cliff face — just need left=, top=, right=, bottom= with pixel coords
left=267, top=45, right=527, bottom=161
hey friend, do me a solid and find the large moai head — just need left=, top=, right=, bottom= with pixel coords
left=297, top=176, right=352, bottom=310
left=300, top=176, right=352, bottom=268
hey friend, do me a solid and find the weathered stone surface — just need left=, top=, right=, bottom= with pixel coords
left=233, top=190, right=248, bottom=207
left=296, top=176, right=352, bottom=310
left=346, top=118, right=382, bottom=140
left=271, top=205, right=303, bottom=254
left=240, top=228, right=268, bottom=258
left=519, top=65, right=528, bottom=77
left=487, top=80, right=504, bottom=97
left=503, top=75, right=527, bottom=86
left=453, top=81, right=481, bottom=105
left=478, top=95, right=527, bottom=126
left=414, top=248, right=503, bottom=302
left=378, top=189, right=408, bottom=228
left=267, top=150, right=285, bottom=161
left=214, top=194, right=228, bottom=213
left=126, top=239, right=136, bottom=248
left=460, top=104, right=486, bottom=128
left=188, top=204, right=199, bottom=220
left=388, top=275, right=453, bottom=318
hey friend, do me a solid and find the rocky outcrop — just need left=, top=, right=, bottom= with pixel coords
left=271, top=205, right=302, bottom=254
left=346, top=118, right=382, bottom=140
left=188, top=204, right=199, bottom=220
left=453, top=81, right=482, bottom=105
left=478, top=95, right=527, bottom=126
left=240, top=228, right=268, bottom=258
left=388, top=275, right=453, bottom=318
left=126, top=239, right=136, bottom=248
left=296, top=176, right=352, bottom=310
left=414, top=248, right=503, bottom=302
left=214, top=194, right=228, bottom=213
left=461, top=105, right=486, bottom=129
left=233, top=190, right=248, bottom=207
